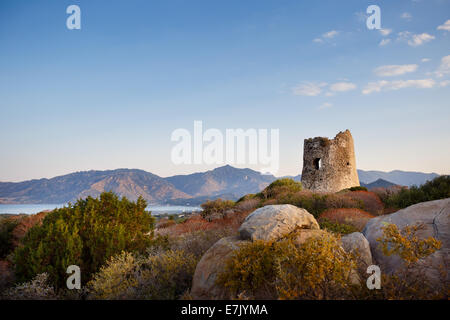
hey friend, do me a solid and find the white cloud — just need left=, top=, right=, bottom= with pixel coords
left=379, top=39, right=391, bottom=46
left=397, top=31, right=435, bottom=47
left=314, top=30, right=339, bottom=43
left=401, top=12, right=412, bottom=20
left=374, top=64, right=418, bottom=77
left=379, top=28, right=392, bottom=36
left=323, top=30, right=339, bottom=39
left=437, top=20, right=450, bottom=31
left=362, top=79, right=436, bottom=94
left=439, top=80, right=450, bottom=87
left=292, top=82, right=327, bottom=96
left=318, top=102, right=333, bottom=110
left=435, top=55, right=450, bottom=77
left=330, top=82, right=357, bottom=92
left=421, top=58, right=431, bottom=63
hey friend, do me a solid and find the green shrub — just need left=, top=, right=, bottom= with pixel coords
left=200, top=199, right=235, bottom=220
left=348, top=186, right=368, bottom=192
left=87, top=249, right=197, bottom=300
left=318, top=218, right=360, bottom=235
left=258, top=178, right=303, bottom=199
left=383, top=175, right=450, bottom=209
left=216, top=232, right=357, bottom=299
left=0, top=219, right=18, bottom=259
left=14, top=192, right=154, bottom=289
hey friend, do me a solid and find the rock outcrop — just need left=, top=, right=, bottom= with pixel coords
left=191, top=204, right=322, bottom=299
left=363, top=198, right=450, bottom=286
left=341, top=232, right=373, bottom=270
left=190, top=236, right=244, bottom=300
left=238, top=204, right=320, bottom=241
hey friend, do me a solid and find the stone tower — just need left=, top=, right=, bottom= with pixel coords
left=301, top=130, right=359, bottom=192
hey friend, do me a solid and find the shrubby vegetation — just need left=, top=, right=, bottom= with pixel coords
left=13, top=192, right=154, bottom=289
left=382, top=175, right=450, bottom=209
left=200, top=199, right=235, bottom=221
left=216, top=232, right=357, bottom=299
left=87, top=249, right=197, bottom=300
left=318, top=218, right=359, bottom=235
left=0, top=219, right=18, bottom=259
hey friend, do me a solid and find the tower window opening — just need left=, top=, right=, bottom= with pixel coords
left=314, top=158, right=322, bottom=170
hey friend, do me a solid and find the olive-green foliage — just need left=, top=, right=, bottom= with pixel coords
left=87, top=249, right=197, bottom=300
left=383, top=175, right=450, bottom=209
left=216, top=232, right=357, bottom=300
left=0, top=219, right=18, bottom=259
left=14, top=192, right=154, bottom=288
left=200, top=199, right=235, bottom=220
left=257, top=178, right=303, bottom=199
left=275, top=192, right=362, bottom=218
left=348, top=186, right=368, bottom=192
left=356, top=223, right=446, bottom=300
left=319, top=218, right=359, bottom=235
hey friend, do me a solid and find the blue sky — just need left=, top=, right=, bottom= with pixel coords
left=1, top=0, right=449, bottom=181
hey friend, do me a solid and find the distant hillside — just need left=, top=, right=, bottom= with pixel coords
left=280, top=170, right=438, bottom=187
left=0, top=169, right=190, bottom=204
left=0, top=166, right=275, bottom=205
left=0, top=166, right=440, bottom=204
left=166, top=165, right=275, bottom=199
left=360, top=178, right=397, bottom=190
left=357, top=170, right=439, bottom=187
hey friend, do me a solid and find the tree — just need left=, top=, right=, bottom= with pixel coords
left=14, top=192, right=154, bottom=288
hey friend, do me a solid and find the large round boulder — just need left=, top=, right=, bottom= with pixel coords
left=363, top=198, right=450, bottom=286
left=190, top=236, right=245, bottom=299
left=238, top=204, right=319, bottom=241
left=340, top=232, right=372, bottom=270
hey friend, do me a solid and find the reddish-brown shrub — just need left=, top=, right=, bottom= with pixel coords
left=343, top=191, right=384, bottom=215
left=10, top=211, right=47, bottom=247
left=319, top=208, right=375, bottom=231
left=156, top=218, right=176, bottom=229
left=157, top=210, right=252, bottom=238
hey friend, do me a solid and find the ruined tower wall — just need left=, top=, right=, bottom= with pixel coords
left=301, top=130, right=360, bottom=193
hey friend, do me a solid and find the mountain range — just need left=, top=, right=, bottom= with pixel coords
left=0, top=166, right=440, bottom=205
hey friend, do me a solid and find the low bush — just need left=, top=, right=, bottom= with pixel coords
left=2, top=273, right=57, bottom=300
left=319, top=208, right=374, bottom=231
left=200, top=199, right=235, bottom=221
left=318, top=219, right=360, bottom=235
left=258, top=179, right=303, bottom=200
left=216, top=232, right=357, bottom=299
left=343, top=191, right=384, bottom=215
left=0, top=219, right=18, bottom=259
left=382, top=175, right=450, bottom=209
left=348, top=186, right=368, bottom=192
left=87, top=249, right=197, bottom=300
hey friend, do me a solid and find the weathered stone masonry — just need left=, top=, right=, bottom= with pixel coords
left=301, top=130, right=360, bottom=192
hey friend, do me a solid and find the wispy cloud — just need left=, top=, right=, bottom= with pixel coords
left=401, top=12, right=412, bottom=20
left=323, top=30, right=339, bottom=39
left=374, top=64, right=418, bottom=77
left=292, top=82, right=327, bottom=96
left=318, top=102, right=333, bottom=110
left=437, top=20, right=450, bottom=31
left=313, top=30, right=339, bottom=43
left=329, top=82, right=357, bottom=92
left=362, top=79, right=436, bottom=94
left=379, top=28, right=392, bottom=36
left=435, top=55, right=450, bottom=78
left=379, top=39, right=391, bottom=46
left=421, top=58, right=431, bottom=63
left=397, top=31, right=435, bottom=47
